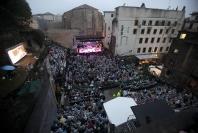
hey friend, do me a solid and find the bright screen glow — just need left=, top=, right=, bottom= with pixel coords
left=180, top=33, right=186, bottom=39
left=7, top=44, right=27, bottom=64
left=79, top=47, right=102, bottom=53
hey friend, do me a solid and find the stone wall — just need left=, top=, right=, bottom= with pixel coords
left=0, top=47, right=57, bottom=133
left=24, top=58, right=57, bottom=133
left=47, top=29, right=79, bottom=48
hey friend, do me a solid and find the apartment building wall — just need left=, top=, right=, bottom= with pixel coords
left=110, top=5, right=185, bottom=56
left=104, top=11, right=115, bottom=48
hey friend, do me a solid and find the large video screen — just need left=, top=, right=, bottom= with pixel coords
left=7, top=44, right=27, bottom=64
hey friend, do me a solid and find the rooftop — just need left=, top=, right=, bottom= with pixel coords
left=115, top=3, right=185, bottom=13
left=34, top=12, right=54, bottom=16
left=191, top=12, right=198, bottom=16
left=71, top=4, right=98, bottom=11
left=104, top=11, right=115, bottom=13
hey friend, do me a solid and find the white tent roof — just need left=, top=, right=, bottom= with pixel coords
left=149, top=65, right=155, bottom=68
left=103, top=97, right=137, bottom=126
left=135, top=54, right=158, bottom=60
left=157, top=65, right=163, bottom=70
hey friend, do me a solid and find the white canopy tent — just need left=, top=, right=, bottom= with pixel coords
left=103, top=97, right=137, bottom=126
left=135, top=54, right=158, bottom=60
left=148, top=65, right=163, bottom=77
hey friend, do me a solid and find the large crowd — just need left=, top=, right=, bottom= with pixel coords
left=51, top=88, right=108, bottom=133
left=124, top=84, right=198, bottom=110
left=47, top=44, right=198, bottom=133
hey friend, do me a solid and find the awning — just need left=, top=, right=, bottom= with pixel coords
left=135, top=54, right=158, bottom=60
left=103, top=97, right=137, bottom=126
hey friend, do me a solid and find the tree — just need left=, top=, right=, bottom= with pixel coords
left=30, top=29, right=45, bottom=47
left=0, top=0, right=32, bottom=49
left=0, top=0, right=32, bottom=33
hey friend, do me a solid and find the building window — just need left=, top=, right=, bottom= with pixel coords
left=142, top=20, right=146, bottom=26
left=151, top=38, right=155, bottom=43
left=135, top=20, right=138, bottom=26
left=133, top=29, right=137, bottom=34
left=174, top=21, right=177, bottom=26
left=159, top=29, right=163, bottom=34
left=137, top=48, right=141, bottom=53
left=171, top=29, right=175, bottom=34
left=141, top=29, right=145, bottom=34
left=163, top=38, right=166, bottom=43
left=154, top=47, right=158, bottom=52
left=166, top=47, right=169, bottom=51
left=121, top=25, right=124, bottom=30
left=139, top=38, right=143, bottom=44
left=145, top=38, right=148, bottom=43
left=147, top=28, right=151, bottom=34
left=169, top=38, right=172, bottom=43
left=165, top=29, right=169, bottom=34
left=143, top=47, right=146, bottom=53
left=111, top=14, right=114, bottom=17
left=189, top=23, right=193, bottom=29
left=157, top=37, right=160, bottom=43
left=121, top=25, right=124, bottom=35
left=162, top=20, right=165, bottom=26
left=155, top=21, right=159, bottom=26
left=148, top=47, right=152, bottom=52
left=153, top=29, right=157, bottom=34
left=180, top=33, right=186, bottom=39
left=160, top=47, right=163, bottom=52
left=174, top=49, right=179, bottom=53
left=108, top=26, right=110, bottom=31
left=167, top=21, right=171, bottom=26
left=148, top=20, right=152, bottom=26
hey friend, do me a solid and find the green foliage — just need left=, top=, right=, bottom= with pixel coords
left=0, top=0, right=32, bottom=33
left=30, top=29, right=45, bottom=47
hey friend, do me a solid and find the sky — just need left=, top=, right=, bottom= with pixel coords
left=27, top=0, right=198, bottom=17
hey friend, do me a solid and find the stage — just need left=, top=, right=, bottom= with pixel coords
left=75, top=41, right=103, bottom=54
left=74, top=35, right=104, bottom=54
left=77, top=41, right=102, bottom=53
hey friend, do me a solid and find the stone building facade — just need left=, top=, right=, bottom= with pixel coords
left=183, top=12, right=198, bottom=32
left=33, top=12, right=62, bottom=30
left=105, top=4, right=185, bottom=58
left=62, top=4, right=104, bottom=37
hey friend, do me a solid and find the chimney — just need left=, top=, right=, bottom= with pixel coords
left=141, top=3, right=146, bottom=8
left=182, top=6, right=186, bottom=11
left=176, top=6, right=178, bottom=11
